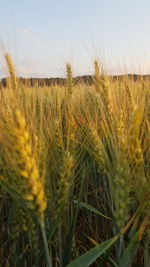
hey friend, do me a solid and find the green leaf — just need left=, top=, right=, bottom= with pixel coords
left=73, top=200, right=111, bottom=220
left=67, top=235, right=119, bottom=267
left=119, top=232, right=139, bottom=267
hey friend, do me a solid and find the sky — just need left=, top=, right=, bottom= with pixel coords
left=1, top=0, right=150, bottom=77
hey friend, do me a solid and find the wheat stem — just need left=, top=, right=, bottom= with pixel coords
left=40, top=219, right=52, bottom=267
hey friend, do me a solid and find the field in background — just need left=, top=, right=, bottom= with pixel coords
left=0, top=56, right=150, bottom=266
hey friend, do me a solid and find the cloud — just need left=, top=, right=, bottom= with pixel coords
left=22, top=29, right=38, bottom=41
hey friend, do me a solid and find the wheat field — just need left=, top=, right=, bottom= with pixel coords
left=0, top=55, right=150, bottom=267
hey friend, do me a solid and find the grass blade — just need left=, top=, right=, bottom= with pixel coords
left=73, top=200, right=111, bottom=220
left=67, top=234, right=119, bottom=267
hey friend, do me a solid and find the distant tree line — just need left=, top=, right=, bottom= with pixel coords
left=0, top=74, right=149, bottom=88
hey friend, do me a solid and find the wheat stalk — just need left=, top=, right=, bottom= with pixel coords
left=5, top=53, right=18, bottom=92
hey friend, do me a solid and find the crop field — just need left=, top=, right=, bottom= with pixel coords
left=0, top=55, right=150, bottom=266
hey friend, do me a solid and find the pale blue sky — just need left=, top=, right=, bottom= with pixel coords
left=1, top=0, right=150, bottom=77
